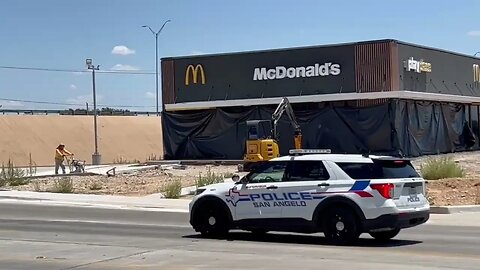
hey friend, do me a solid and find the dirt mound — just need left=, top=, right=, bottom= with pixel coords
left=426, top=178, right=480, bottom=206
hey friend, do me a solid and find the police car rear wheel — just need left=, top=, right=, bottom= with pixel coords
left=196, top=204, right=229, bottom=238
left=323, top=207, right=360, bottom=244
left=369, top=228, right=400, bottom=241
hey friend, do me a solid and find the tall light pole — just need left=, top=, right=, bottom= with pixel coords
left=142, top=20, right=171, bottom=115
left=86, top=58, right=101, bottom=165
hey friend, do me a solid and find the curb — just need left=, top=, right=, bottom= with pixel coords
left=147, top=160, right=243, bottom=166
left=26, top=172, right=99, bottom=179
left=430, top=205, right=480, bottom=214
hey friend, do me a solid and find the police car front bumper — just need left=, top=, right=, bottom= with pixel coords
left=362, top=210, right=430, bottom=231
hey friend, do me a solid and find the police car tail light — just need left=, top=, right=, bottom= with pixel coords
left=370, top=183, right=394, bottom=199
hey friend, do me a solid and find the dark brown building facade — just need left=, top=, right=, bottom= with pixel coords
left=160, top=40, right=480, bottom=160
left=162, top=39, right=480, bottom=106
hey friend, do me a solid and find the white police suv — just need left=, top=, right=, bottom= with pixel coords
left=189, top=150, right=430, bottom=243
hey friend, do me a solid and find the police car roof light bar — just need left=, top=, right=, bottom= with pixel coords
left=289, top=149, right=331, bottom=155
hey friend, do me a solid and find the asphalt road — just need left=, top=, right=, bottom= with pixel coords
left=0, top=203, right=479, bottom=270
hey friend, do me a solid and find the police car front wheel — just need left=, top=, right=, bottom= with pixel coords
left=194, top=203, right=229, bottom=238
left=322, top=207, right=360, bottom=244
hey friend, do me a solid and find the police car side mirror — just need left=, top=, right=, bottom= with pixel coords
left=232, top=174, right=240, bottom=182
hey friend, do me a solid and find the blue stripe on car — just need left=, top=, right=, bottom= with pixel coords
left=349, top=180, right=370, bottom=191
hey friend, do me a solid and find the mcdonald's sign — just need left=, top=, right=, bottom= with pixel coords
left=185, top=64, right=206, bottom=85
left=474, top=64, right=480, bottom=83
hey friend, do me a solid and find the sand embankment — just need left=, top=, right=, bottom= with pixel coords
left=0, top=115, right=163, bottom=167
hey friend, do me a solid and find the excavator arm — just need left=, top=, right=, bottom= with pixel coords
left=271, top=97, right=302, bottom=149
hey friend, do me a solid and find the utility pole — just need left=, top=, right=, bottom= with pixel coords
left=86, top=59, right=101, bottom=165
left=142, top=20, right=171, bottom=115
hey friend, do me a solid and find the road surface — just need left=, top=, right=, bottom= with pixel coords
left=0, top=203, right=479, bottom=270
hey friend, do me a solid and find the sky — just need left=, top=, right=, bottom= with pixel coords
left=0, top=0, right=479, bottom=111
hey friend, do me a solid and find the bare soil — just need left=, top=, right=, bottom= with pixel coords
left=13, top=165, right=238, bottom=196
left=426, top=178, right=480, bottom=206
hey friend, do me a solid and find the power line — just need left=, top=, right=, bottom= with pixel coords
left=0, top=97, right=80, bottom=106
left=0, top=97, right=156, bottom=108
left=0, top=65, right=156, bottom=75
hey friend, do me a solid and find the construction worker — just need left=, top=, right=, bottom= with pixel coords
left=55, top=144, right=73, bottom=174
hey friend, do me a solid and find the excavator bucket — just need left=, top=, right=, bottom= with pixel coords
left=294, top=129, right=302, bottom=149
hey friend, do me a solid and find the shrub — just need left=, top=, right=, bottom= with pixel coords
left=8, top=177, right=30, bottom=186
left=223, top=172, right=235, bottom=179
left=33, top=181, right=42, bottom=192
left=420, top=157, right=465, bottom=180
left=163, top=179, right=182, bottom=199
left=89, top=182, right=102, bottom=191
left=27, top=153, right=37, bottom=177
left=0, top=159, right=28, bottom=187
left=196, top=167, right=224, bottom=187
left=113, top=156, right=128, bottom=164
left=52, top=177, right=74, bottom=193
left=113, top=156, right=141, bottom=164
left=476, top=185, right=480, bottom=205
left=146, top=154, right=161, bottom=161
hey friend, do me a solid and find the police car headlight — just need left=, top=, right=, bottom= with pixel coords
left=196, top=188, right=206, bottom=195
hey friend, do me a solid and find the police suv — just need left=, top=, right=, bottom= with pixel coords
left=189, top=149, right=430, bottom=243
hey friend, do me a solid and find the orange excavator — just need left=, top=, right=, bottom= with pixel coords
left=243, top=97, right=302, bottom=170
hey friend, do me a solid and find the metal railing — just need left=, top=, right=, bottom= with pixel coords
left=0, top=109, right=158, bottom=116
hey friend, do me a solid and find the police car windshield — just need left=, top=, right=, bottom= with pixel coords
left=336, top=160, right=419, bottom=179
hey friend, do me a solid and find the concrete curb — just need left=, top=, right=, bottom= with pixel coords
left=26, top=172, right=99, bottom=179
left=430, top=205, right=480, bottom=214
left=147, top=160, right=243, bottom=166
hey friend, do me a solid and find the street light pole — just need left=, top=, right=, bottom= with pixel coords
left=142, top=20, right=171, bottom=115
left=86, top=58, right=101, bottom=165
left=155, top=33, right=159, bottom=115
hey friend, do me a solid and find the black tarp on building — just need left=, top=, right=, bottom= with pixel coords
left=162, top=100, right=476, bottom=160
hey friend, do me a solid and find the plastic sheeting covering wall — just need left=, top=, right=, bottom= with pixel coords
left=162, top=100, right=476, bottom=159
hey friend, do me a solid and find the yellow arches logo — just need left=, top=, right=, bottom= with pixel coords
left=185, top=64, right=206, bottom=85
left=474, top=64, right=480, bottom=83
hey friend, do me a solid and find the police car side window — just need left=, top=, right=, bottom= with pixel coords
left=248, top=161, right=287, bottom=183
left=285, top=161, right=330, bottom=181
left=337, top=161, right=419, bottom=179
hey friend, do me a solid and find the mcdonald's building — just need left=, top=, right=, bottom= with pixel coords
left=160, top=39, right=480, bottom=160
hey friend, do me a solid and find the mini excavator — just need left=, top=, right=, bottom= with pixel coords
left=243, top=97, right=302, bottom=170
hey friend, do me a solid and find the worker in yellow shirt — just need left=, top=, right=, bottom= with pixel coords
left=55, top=144, right=73, bottom=174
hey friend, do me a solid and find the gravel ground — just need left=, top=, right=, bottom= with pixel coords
left=12, top=165, right=239, bottom=196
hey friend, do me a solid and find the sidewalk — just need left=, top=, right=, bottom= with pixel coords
left=0, top=190, right=190, bottom=212
left=23, top=164, right=159, bottom=177
left=427, top=212, right=480, bottom=227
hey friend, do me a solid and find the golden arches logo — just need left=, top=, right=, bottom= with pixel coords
left=185, top=64, right=206, bottom=85
left=474, top=64, right=480, bottom=83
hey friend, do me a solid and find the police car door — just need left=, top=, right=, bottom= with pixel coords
left=233, top=161, right=287, bottom=220
left=279, top=160, right=332, bottom=220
